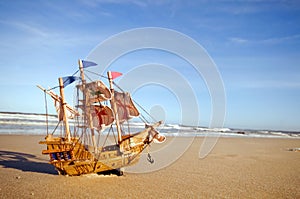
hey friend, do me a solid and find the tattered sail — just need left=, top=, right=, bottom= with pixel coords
left=46, top=89, right=79, bottom=121
left=77, top=80, right=114, bottom=130
left=84, top=80, right=112, bottom=103
left=91, top=105, right=114, bottom=131
left=114, top=91, right=140, bottom=123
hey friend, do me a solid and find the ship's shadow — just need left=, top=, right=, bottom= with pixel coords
left=0, top=150, right=57, bottom=175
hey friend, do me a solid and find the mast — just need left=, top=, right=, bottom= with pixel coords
left=107, top=71, right=122, bottom=144
left=58, top=77, right=71, bottom=142
left=78, top=59, right=97, bottom=153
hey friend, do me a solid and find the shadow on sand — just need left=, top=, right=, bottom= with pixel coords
left=0, top=150, right=57, bottom=175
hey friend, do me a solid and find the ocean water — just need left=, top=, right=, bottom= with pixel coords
left=0, top=112, right=299, bottom=139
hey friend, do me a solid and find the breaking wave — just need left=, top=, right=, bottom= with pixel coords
left=0, top=112, right=299, bottom=138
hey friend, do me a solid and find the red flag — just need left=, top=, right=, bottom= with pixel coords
left=111, top=71, right=122, bottom=80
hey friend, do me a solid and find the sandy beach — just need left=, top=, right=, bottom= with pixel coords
left=0, top=135, right=299, bottom=198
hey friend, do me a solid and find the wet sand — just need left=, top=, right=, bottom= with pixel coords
left=0, top=135, right=299, bottom=198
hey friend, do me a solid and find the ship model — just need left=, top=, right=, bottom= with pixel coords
left=38, top=59, right=166, bottom=176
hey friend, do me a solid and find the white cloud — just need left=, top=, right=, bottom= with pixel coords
left=228, top=37, right=249, bottom=44
left=78, top=0, right=148, bottom=8
left=0, top=18, right=108, bottom=50
left=228, top=34, right=300, bottom=45
left=262, top=34, right=300, bottom=44
left=0, top=20, right=51, bottom=38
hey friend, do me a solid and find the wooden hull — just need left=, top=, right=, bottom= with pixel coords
left=39, top=136, right=145, bottom=176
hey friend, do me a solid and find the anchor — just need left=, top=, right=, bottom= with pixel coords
left=147, top=153, right=154, bottom=164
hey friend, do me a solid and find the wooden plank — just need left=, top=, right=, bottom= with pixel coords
left=42, top=148, right=71, bottom=154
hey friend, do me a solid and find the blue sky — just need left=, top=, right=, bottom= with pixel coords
left=0, top=0, right=299, bottom=131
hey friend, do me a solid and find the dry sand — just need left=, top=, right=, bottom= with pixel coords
left=0, top=135, right=299, bottom=198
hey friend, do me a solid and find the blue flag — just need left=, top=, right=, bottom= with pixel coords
left=82, top=60, right=97, bottom=68
left=62, top=76, right=80, bottom=87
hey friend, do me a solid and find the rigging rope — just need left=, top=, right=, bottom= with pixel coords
left=112, top=82, right=157, bottom=123
left=51, top=120, right=62, bottom=135
left=51, top=68, right=159, bottom=142
left=83, top=70, right=156, bottom=129
left=84, top=69, right=157, bottom=124
left=85, top=69, right=107, bottom=80
left=43, top=90, right=49, bottom=135
left=84, top=72, right=93, bottom=82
